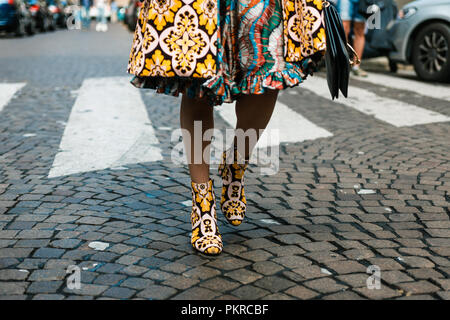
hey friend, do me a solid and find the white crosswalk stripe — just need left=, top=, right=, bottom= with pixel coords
left=4, top=73, right=439, bottom=177
left=48, top=76, right=163, bottom=178
left=0, top=82, right=26, bottom=113
left=301, top=76, right=450, bottom=127
left=361, top=72, right=450, bottom=102
left=215, top=101, right=333, bottom=149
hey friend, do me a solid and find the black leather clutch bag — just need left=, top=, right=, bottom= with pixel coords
left=323, top=1, right=360, bottom=100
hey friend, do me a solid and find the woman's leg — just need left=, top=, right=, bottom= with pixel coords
left=181, top=94, right=222, bottom=255
left=180, top=94, right=214, bottom=183
left=353, top=21, right=366, bottom=67
left=234, top=89, right=279, bottom=158
left=218, top=89, right=279, bottom=226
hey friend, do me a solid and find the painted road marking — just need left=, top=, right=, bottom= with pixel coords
left=49, top=77, right=163, bottom=178
left=362, top=72, right=450, bottom=102
left=0, top=83, right=26, bottom=113
left=216, top=101, right=333, bottom=148
left=302, top=76, right=450, bottom=127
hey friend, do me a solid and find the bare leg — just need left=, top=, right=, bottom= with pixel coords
left=181, top=94, right=223, bottom=256
left=180, top=94, right=214, bottom=183
left=342, top=20, right=351, bottom=42
left=352, top=21, right=365, bottom=67
left=234, top=89, right=279, bottom=158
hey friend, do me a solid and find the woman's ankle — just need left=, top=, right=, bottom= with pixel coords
left=191, top=176, right=211, bottom=184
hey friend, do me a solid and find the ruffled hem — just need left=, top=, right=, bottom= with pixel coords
left=238, top=58, right=316, bottom=96
left=130, top=54, right=323, bottom=106
left=130, top=76, right=208, bottom=99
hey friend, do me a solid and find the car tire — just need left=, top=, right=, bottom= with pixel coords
left=412, top=22, right=450, bottom=82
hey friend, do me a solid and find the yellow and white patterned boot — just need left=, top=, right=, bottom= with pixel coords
left=190, top=178, right=223, bottom=255
left=218, top=145, right=249, bottom=226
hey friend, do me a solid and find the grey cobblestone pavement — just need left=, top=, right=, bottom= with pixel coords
left=0, top=23, right=449, bottom=300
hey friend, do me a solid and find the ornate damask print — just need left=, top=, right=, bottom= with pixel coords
left=195, top=54, right=216, bottom=77
left=142, top=24, right=159, bottom=54
left=148, top=0, right=183, bottom=31
left=218, top=145, right=249, bottom=226
left=127, top=0, right=326, bottom=105
left=190, top=179, right=223, bottom=255
left=282, top=0, right=326, bottom=62
left=141, top=50, right=175, bottom=76
left=160, top=6, right=210, bottom=76
left=127, top=23, right=145, bottom=75
left=127, top=0, right=218, bottom=78
left=193, top=0, right=217, bottom=35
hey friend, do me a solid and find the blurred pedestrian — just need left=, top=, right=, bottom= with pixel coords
left=336, top=0, right=368, bottom=77
left=81, top=0, right=91, bottom=30
left=110, top=0, right=118, bottom=23
left=95, top=0, right=108, bottom=32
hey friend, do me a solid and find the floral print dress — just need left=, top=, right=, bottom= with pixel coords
left=127, top=0, right=324, bottom=106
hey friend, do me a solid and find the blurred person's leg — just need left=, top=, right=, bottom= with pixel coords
left=83, top=6, right=91, bottom=29
left=353, top=21, right=366, bottom=65
left=112, top=8, right=117, bottom=23
left=81, top=6, right=86, bottom=28
left=75, top=7, right=83, bottom=30
left=96, top=7, right=107, bottom=31
left=101, top=6, right=107, bottom=25
left=102, top=8, right=108, bottom=31
left=351, top=0, right=368, bottom=76
left=337, top=0, right=352, bottom=38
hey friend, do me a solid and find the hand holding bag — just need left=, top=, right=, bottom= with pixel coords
left=282, top=0, right=360, bottom=100
left=323, top=0, right=360, bottom=99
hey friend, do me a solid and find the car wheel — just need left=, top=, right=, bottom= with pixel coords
left=412, top=22, right=450, bottom=82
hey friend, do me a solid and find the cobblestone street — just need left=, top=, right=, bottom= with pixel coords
left=0, top=23, right=449, bottom=300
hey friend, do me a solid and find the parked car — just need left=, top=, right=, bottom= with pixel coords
left=26, top=0, right=52, bottom=32
left=387, top=0, right=450, bottom=82
left=0, top=0, right=35, bottom=36
left=125, top=0, right=141, bottom=32
left=361, top=0, right=399, bottom=72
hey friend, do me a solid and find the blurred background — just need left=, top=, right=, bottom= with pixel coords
left=1, top=0, right=449, bottom=84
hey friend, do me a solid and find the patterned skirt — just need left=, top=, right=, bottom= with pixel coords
left=129, top=0, right=323, bottom=106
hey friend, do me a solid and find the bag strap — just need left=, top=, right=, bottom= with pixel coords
left=347, top=43, right=361, bottom=66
